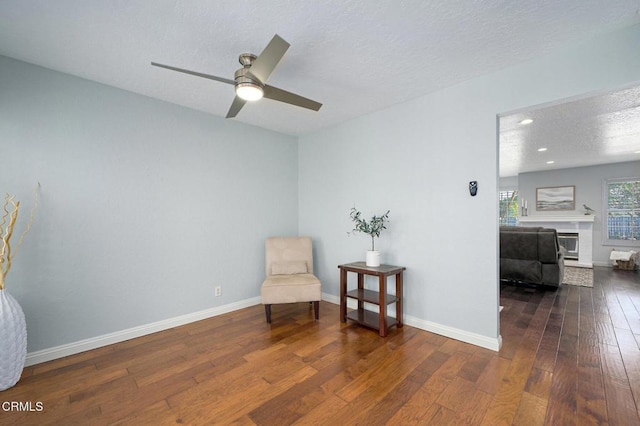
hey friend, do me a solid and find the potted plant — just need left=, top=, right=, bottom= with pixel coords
left=349, top=207, right=390, bottom=267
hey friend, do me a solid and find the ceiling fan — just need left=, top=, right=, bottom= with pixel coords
left=151, top=34, right=322, bottom=118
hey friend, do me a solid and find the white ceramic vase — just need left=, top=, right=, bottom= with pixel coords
left=0, top=289, right=27, bottom=391
left=366, top=250, right=380, bottom=267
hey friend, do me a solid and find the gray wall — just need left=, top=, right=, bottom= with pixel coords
left=298, top=24, right=640, bottom=347
left=499, top=176, right=519, bottom=192
left=1, top=55, right=298, bottom=352
left=3, top=22, right=640, bottom=356
left=518, top=161, right=640, bottom=265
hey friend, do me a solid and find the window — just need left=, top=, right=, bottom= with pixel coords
left=499, top=190, right=519, bottom=226
left=604, top=177, right=640, bottom=246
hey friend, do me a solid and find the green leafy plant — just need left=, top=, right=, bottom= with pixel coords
left=349, top=207, right=390, bottom=251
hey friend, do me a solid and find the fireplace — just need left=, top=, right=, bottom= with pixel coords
left=518, top=215, right=594, bottom=268
left=558, top=233, right=579, bottom=260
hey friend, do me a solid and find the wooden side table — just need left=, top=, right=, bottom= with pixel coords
left=338, top=262, right=405, bottom=337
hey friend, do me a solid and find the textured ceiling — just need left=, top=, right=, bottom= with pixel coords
left=1, top=1, right=640, bottom=175
left=500, top=85, right=640, bottom=177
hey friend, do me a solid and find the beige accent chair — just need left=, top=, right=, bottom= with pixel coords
left=261, top=237, right=322, bottom=323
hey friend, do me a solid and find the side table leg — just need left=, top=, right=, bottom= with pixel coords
left=340, top=268, right=347, bottom=322
left=396, top=271, right=403, bottom=328
left=357, top=273, right=364, bottom=312
left=379, top=275, right=387, bottom=337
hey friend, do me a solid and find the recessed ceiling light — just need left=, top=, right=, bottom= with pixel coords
left=538, top=147, right=548, bottom=152
left=546, top=160, right=555, bottom=164
left=519, top=118, right=533, bottom=125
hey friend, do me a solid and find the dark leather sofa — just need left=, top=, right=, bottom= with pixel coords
left=500, top=226, right=564, bottom=287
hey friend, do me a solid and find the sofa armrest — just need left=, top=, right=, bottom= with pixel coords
left=538, top=229, right=560, bottom=263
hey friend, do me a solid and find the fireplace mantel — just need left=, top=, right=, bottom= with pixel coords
left=519, top=215, right=595, bottom=224
left=518, top=215, right=594, bottom=268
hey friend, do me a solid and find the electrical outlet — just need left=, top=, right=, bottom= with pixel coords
left=215, top=286, right=222, bottom=297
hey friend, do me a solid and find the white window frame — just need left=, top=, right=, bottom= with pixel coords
left=603, top=177, right=640, bottom=247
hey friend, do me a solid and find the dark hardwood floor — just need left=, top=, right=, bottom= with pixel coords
left=1, top=267, right=639, bottom=425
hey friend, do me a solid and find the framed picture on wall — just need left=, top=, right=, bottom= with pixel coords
left=536, top=185, right=575, bottom=211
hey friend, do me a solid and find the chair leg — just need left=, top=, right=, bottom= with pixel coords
left=313, top=301, right=319, bottom=320
left=265, top=304, right=272, bottom=323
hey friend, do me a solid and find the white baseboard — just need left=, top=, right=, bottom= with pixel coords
left=321, top=292, right=341, bottom=305
left=28, top=293, right=502, bottom=366
left=25, top=297, right=262, bottom=367
left=321, top=293, right=501, bottom=351
left=405, top=316, right=501, bottom=351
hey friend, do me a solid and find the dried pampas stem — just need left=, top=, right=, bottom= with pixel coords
left=0, top=195, right=19, bottom=289
left=0, top=185, right=40, bottom=290
left=12, top=184, right=40, bottom=263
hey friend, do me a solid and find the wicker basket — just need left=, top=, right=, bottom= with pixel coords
left=614, top=259, right=638, bottom=270
left=611, top=250, right=639, bottom=270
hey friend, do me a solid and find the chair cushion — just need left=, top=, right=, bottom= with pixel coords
left=271, top=261, right=308, bottom=275
left=261, top=273, right=322, bottom=304
left=266, top=237, right=314, bottom=275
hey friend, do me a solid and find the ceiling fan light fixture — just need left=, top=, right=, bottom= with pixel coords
left=236, top=83, right=264, bottom=101
left=152, top=35, right=321, bottom=118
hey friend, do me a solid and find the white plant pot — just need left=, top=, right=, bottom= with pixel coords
left=366, top=250, right=380, bottom=267
left=0, top=289, right=27, bottom=391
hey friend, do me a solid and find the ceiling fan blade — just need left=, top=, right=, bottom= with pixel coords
left=151, top=62, right=235, bottom=85
left=263, top=85, right=322, bottom=111
left=246, top=34, right=290, bottom=84
left=226, top=96, right=247, bottom=118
